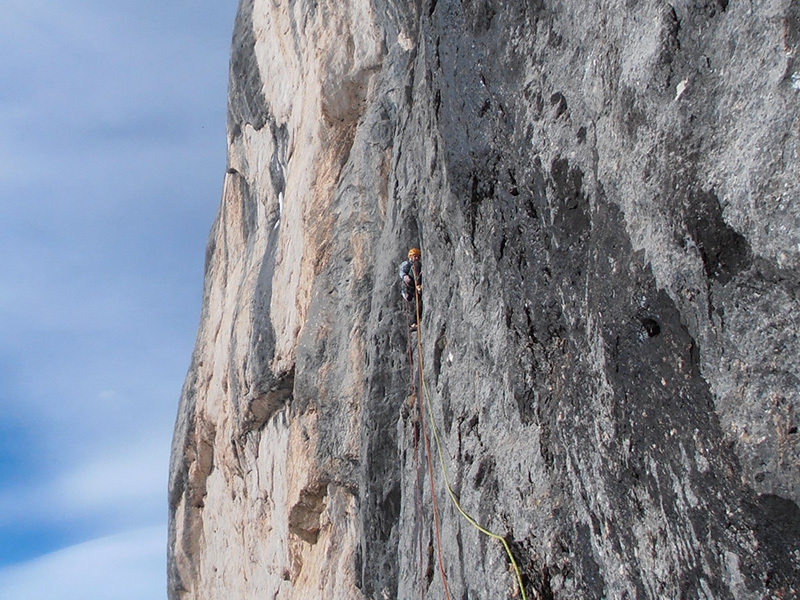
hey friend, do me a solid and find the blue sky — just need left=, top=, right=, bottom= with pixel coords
left=0, top=0, right=237, bottom=597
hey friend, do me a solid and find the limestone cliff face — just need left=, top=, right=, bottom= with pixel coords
left=169, top=0, right=800, bottom=598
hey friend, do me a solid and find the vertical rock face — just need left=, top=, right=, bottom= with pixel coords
left=169, top=0, right=800, bottom=598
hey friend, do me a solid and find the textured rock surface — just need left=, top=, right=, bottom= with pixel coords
left=169, top=0, right=800, bottom=598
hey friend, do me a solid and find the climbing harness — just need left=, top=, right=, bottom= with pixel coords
left=407, top=274, right=531, bottom=600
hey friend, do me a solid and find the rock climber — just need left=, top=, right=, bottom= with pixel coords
left=400, top=247, right=423, bottom=329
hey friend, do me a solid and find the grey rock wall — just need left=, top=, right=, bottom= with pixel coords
left=169, top=0, right=800, bottom=598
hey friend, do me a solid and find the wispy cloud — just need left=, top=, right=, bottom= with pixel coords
left=0, top=0, right=237, bottom=589
left=0, top=526, right=167, bottom=600
left=0, top=435, right=170, bottom=530
left=58, top=437, right=169, bottom=518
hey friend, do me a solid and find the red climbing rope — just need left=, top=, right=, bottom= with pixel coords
left=405, top=300, right=426, bottom=600
left=405, top=292, right=452, bottom=600
left=410, top=275, right=531, bottom=600
left=414, top=276, right=452, bottom=600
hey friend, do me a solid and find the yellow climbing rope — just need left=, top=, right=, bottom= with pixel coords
left=412, top=285, right=531, bottom=600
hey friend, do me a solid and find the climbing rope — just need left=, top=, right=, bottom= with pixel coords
left=414, top=423, right=425, bottom=600
left=411, top=281, right=531, bottom=600
left=405, top=300, right=426, bottom=600
left=404, top=300, right=417, bottom=404
left=406, top=290, right=452, bottom=600
left=415, top=307, right=453, bottom=598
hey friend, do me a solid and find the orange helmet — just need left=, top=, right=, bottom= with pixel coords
left=408, top=248, right=421, bottom=260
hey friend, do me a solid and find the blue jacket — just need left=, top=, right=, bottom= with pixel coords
left=399, top=260, right=422, bottom=288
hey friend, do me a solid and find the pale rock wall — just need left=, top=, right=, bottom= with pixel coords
left=170, top=0, right=800, bottom=598
left=169, top=1, right=385, bottom=597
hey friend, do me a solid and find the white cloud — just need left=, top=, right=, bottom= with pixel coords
left=0, top=0, right=237, bottom=588
left=57, top=437, right=169, bottom=516
left=0, top=435, right=170, bottom=529
left=0, top=526, right=167, bottom=600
